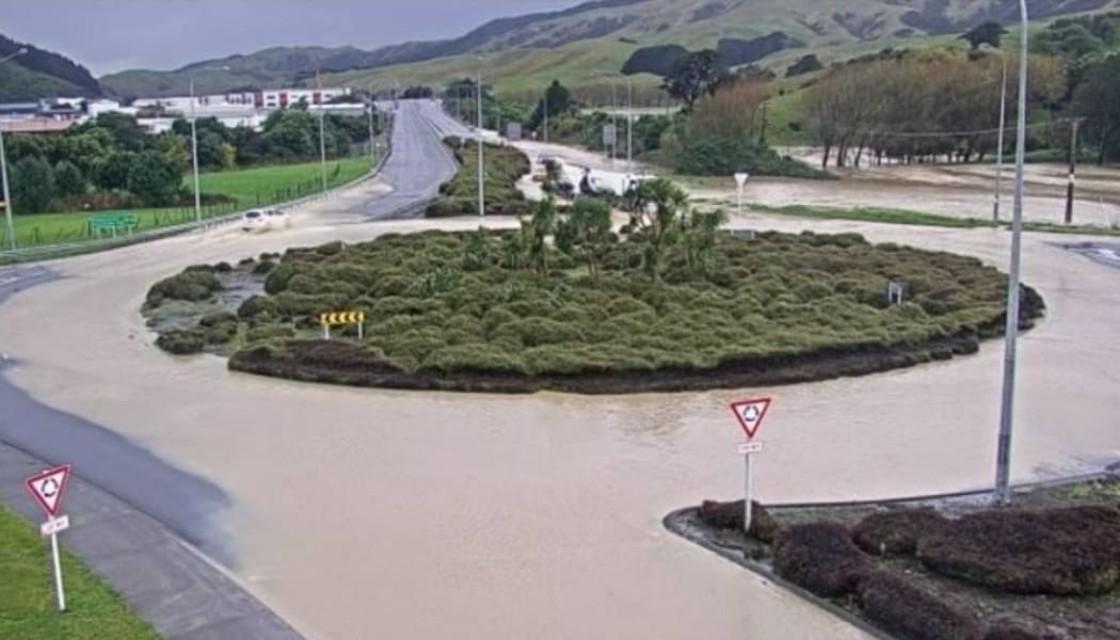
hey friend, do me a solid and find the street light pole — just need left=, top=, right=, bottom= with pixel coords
left=993, top=58, right=1007, bottom=223
left=0, top=47, right=27, bottom=251
left=317, top=70, right=327, bottom=192
left=189, top=76, right=202, bottom=225
left=367, top=87, right=377, bottom=166
left=994, top=0, right=1030, bottom=506
left=477, top=65, right=485, bottom=217
left=627, top=77, right=634, bottom=174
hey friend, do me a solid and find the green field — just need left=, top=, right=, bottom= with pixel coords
left=3, top=156, right=372, bottom=249
left=0, top=506, right=159, bottom=640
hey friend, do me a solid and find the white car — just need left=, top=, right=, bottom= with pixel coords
left=241, top=209, right=269, bottom=233
left=241, top=208, right=291, bottom=233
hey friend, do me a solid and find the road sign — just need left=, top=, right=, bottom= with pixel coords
left=734, top=173, right=750, bottom=214
left=738, top=442, right=763, bottom=455
left=90, top=213, right=139, bottom=236
left=320, top=311, right=366, bottom=340
left=26, top=464, right=72, bottom=612
left=25, top=465, right=71, bottom=518
left=602, top=124, right=617, bottom=147
left=729, top=398, right=772, bottom=440
left=40, top=515, right=70, bottom=537
left=506, top=122, right=522, bottom=141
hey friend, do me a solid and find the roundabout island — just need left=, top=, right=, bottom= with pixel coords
left=142, top=181, right=1045, bottom=394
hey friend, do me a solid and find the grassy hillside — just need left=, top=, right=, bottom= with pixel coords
left=102, top=0, right=1120, bottom=99
left=324, top=0, right=1119, bottom=97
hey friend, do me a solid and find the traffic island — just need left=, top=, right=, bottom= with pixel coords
left=140, top=225, right=1046, bottom=394
left=666, top=476, right=1120, bottom=640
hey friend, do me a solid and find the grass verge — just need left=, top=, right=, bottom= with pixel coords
left=750, top=203, right=1120, bottom=236
left=4, top=156, right=371, bottom=249
left=0, top=506, right=159, bottom=640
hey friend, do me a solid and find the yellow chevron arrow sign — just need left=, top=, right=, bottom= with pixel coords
left=319, top=311, right=366, bottom=340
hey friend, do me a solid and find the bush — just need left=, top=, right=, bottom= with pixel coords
left=917, top=506, right=1120, bottom=596
left=773, top=523, right=871, bottom=597
left=857, top=571, right=984, bottom=640
left=852, top=509, right=949, bottom=556
left=146, top=271, right=222, bottom=307
left=697, top=500, right=780, bottom=543
left=983, top=619, right=1062, bottom=640
left=155, top=329, right=206, bottom=355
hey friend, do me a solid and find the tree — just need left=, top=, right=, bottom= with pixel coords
left=1073, top=54, right=1120, bottom=164
left=529, top=80, right=573, bottom=132
left=11, top=156, right=55, bottom=213
left=53, top=160, right=85, bottom=198
left=623, top=178, right=688, bottom=280
left=128, top=150, right=183, bottom=205
left=678, top=208, right=728, bottom=274
left=661, top=50, right=726, bottom=112
left=961, top=22, right=1008, bottom=50
left=556, top=197, right=613, bottom=279
left=786, top=54, right=823, bottom=77
left=523, top=198, right=558, bottom=275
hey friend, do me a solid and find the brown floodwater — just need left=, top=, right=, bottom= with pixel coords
left=1, top=175, right=1117, bottom=639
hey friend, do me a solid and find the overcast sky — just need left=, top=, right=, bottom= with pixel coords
left=3, top=0, right=577, bottom=76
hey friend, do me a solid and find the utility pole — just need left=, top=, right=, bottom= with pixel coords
left=994, top=0, right=1030, bottom=506
left=1065, top=119, right=1080, bottom=225
left=477, top=66, right=485, bottom=218
left=190, top=76, right=202, bottom=225
left=317, top=70, right=327, bottom=192
left=0, top=48, right=26, bottom=251
left=993, top=58, right=1008, bottom=224
left=626, top=77, right=634, bottom=174
left=374, top=90, right=383, bottom=167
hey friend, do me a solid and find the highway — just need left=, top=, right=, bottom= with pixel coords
left=1, top=100, right=1117, bottom=639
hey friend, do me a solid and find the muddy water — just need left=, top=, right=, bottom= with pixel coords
left=2, top=176, right=1119, bottom=638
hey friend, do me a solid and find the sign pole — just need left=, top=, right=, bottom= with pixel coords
left=743, top=452, right=753, bottom=534
left=49, top=519, right=66, bottom=612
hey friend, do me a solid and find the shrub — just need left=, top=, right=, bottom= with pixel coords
left=857, top=571, right=984, bottom=640
left=146, top=271, right=222, bottom=307
left=697, top=500, right=780, bottom=543
left=852, top=509, right=949, bottom=556
left=238, top=295, right=279, bottom=320
left=773, top=523, right=871, bottom=597
left=983, top=619, right=1061, bottom=640
left=246, top=324, right=295, bottom=343
left=155, top=329, right=206, bottom=355
left=917, top=506, right=1120, bottom=596
left=421, top=344, right=527, bottom=375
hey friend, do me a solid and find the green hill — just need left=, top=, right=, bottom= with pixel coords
left=0, top=33, right=102, bottom=101
left=101, top=0, right=1120, bottom=98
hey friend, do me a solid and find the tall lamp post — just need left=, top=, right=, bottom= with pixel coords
left=477, top=61, right=485, bottom=218
left=994, top=0, right=1030, bottom=506
left=1, top=47, right=29, bottom=251
left=316, top=70, right=327, bottom=193
left=993, top=58, right=1008, bottom=223
left=188, top=64, right=229, bottom=227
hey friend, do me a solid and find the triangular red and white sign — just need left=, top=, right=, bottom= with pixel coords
left=729, top=398, right=772, bottom=440
left=25, top=465, right=71, bottom=518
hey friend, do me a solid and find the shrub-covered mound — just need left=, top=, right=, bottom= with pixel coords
left=853, top=509, right=950, bottom=556
left=144, top=223, right=1045, bottom=393
left=425, top=137, right=531, bottom=218
left=917, top=506, right=1120, bottom=596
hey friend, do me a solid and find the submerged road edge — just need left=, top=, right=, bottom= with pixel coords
left=0, top=441, right=304, bottom=640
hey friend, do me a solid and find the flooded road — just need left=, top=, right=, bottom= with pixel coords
left=1, top=112, right=1118, bottom=639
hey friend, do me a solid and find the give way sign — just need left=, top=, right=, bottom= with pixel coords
left=729, top=398, right=772, bottom=440
left=25, top=465, right=72, bottom=518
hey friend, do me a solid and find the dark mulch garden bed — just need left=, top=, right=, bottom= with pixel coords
left=668, top=477, right=1120, bottom=640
